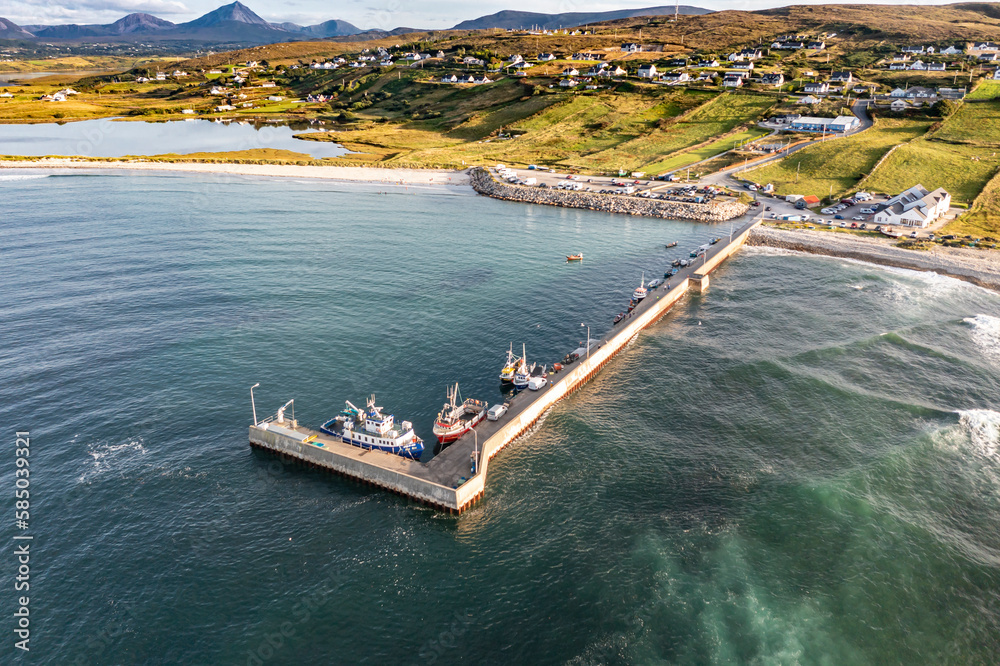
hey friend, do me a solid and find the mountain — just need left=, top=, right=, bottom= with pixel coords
left=110, top=13, right=175, bottom=34
left=451, top=5, right=712, bottom=31
left=179, top=1, right=270, bottom=29
left=0, top=17, right=35, bottom=38
left=297, top=19, right=363, bottom=38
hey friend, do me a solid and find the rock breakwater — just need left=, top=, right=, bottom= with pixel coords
left=469, top=167, right=748, bottom=222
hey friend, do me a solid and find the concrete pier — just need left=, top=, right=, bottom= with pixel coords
left=248, top=215, right=763, bottom=513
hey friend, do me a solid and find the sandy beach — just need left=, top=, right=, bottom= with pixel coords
left=0, top=158, right=470, bottom=186
left=749, top=225, right=1000, bottom=291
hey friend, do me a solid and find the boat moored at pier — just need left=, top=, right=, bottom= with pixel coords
left=433, top=383, right=488, bottom=443
left=633, top=273, right=648, bottom=301
left=320, top=395, right=424, bottom=459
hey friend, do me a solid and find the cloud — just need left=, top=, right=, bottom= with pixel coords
left=3, top=0, right=189, bottom=25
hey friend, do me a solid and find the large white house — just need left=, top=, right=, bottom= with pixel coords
left=873, top=185, right=951, bottom=227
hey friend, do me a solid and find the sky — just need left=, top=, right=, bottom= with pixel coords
left=3, top=0, right=958, bottom=29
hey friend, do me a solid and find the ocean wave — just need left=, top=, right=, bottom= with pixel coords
left=78, top=437, right=149, bottom=483
left=0, top=174, right=50, bottom=181
left=962, top=314, right=1000, bottom=360
left=957, top=409, right=1000, bottom=461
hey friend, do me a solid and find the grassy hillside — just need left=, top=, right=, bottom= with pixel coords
left=948, top=168, right=1000, bottom=236
left=748, top=118, right=933, bottom=198
left=863, top=139, right=1000, bottom=204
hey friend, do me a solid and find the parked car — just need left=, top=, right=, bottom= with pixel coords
left=852, top=215, right=865, bottom=221
left=834, top=214, right=845, bottom=220
left=860, top=208, right=875, bottom=215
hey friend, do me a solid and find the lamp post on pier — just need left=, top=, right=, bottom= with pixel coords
left=581, top=323, right=590, bottom=358
left=250, top=383, right=260, bottom=426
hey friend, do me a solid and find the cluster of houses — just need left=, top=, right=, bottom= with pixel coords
left=38, top=87, right=78, bottom=102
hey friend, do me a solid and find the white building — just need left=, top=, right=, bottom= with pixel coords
left=637, top=65, right=657, bottom=78
left=873, top=185, right=951, bottom=227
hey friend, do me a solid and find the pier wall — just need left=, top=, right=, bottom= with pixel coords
left=248, top=216, right=761, bottom=514
left=248, top=425, right=462, bottom=511
left=469, top=168, right=749, bottom=223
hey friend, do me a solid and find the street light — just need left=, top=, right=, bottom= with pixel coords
left=250, top=383, right=260, bottom=426
left=581, top=322, right=590, bottom=358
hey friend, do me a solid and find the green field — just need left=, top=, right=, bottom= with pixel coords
left=863, top=139, right=1000, bottom=204
left=646, top=126, right=773, bottom=173
left=966, top=80, right=1000, bottom=100
left=388, top=87, right=715, bottom=170
left=575, top=93, right=776, bottom=173
left=945, top=169, right=1000, bottom=236
left=747, top=119, right=932, bottom=198
left=929, top=99, right=1000, bottom=145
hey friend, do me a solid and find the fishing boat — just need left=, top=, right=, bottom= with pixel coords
left=499, top=343, right=521, bottom=384
left=319, top=395, right=424, bottom=459
left=566, top=253, right=583, bottom=261
left=513, top=344, right=532, bottom=389
left=432, top=383, right=488, bottom=443
left=633, top=273, right=648, bottom=301
left=672, top=259, right=682, bottom=267
left=665, top=241, right=678, bottom=248
left=613, top=312, right=625, bottom=324
left=880, top=226, right=902, bottom=239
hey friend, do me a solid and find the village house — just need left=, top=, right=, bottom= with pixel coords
left=209, top=86, right=226, bottom=95
left=462, top=57, right=484, bottom=66
left=155, top=72, right=166, bottom=81
left=663, top=71, right=689, bottom=82
left=507, top=54, right=524, bottom=64
left=267, top=95, right=283, bottom=101
left=901, top=45, right=925, bottom=54
left=181, top=108, right=195, bottom=114
left=172, top=70, right=188, bottom=77
left=940, top=45, right=963, bottom=55
left=761, top=72, right=785, bottom=86
left=725, top=70, right=751, bottom=79
left=807, top=41, right=826, bottom=50
left=597, top=66, right=627, bottom=78
left=260, top=82, right=276, bottom=88
left=621, top=43, right=641, bottom=53
left=730, top=61, right=754, bottom=71
left=136, top=76, right=150, bottom=83
left=803, top=81, right=829, bottom=94
left=890, top=99, right=911, bottom=112
left=562, top=67, right=579, bottom=76
left=668, top=58, right=688, bottom=67
left=873, top=185, right=951, bottom=227
left=637, top=64, right=657, bottom=78
left=889, top=63, right=908, bottom=71
left=722, top=74, right=743, bottom=87
left=537, top=53, right=556, bottom=61
left=697, top=59, right=720, bottom=68
left=473, top=76, right=492, bottom=85
left=799, top=95, right=822, bottom=105
left=559, top=78, right=579, bottom=87
left=909, top=60, right=926, bottom=70
left=440, top=74, right=457, bottom=83
left=830, top=71, right=853, bottom=83
left=214, top=104, right=236, bottom=111
left=938, top=87, right=967, bottom=99
left=927, top=62, right=946, bottom=71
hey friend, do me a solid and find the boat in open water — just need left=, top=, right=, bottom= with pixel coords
left=433, top=383, right=488, bottom=443
left=566, top=253, right=583, bottom=261
left=320, top=395, right=424, bottom=459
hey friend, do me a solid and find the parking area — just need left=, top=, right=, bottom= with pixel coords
left=490, top=166, right=737, bottom=204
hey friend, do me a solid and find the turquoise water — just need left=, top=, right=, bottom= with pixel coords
left=2, top=171, right=999, bottom=664
left=0, top=119, right=347, bottom=158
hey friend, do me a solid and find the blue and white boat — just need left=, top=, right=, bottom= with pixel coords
left=320, top=395, right=424, bottom=459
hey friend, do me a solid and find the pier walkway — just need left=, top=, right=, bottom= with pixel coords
left=249, top=214, right=763, bottom=513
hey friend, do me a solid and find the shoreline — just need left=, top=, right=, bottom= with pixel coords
left=0, top=158, right=470, bottom=186
left=749, top=225, right=1000, bottom=291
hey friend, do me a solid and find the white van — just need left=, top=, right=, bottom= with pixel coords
left=487, top=404, right=508, bottom=421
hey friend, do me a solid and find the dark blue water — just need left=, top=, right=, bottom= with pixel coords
left=0, top=119, right=347, bottom=158
left=2, top=171, right=999, bottom=664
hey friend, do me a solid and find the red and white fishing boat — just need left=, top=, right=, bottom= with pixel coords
left=432, top=383, right=488, bottom=443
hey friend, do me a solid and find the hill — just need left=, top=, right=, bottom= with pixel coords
left=0, top=17, right=34, bottom=39
left=451, top=6, right=712, bottom=30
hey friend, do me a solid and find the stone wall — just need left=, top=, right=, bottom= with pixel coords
left=469, top=167, right=749, bottom=222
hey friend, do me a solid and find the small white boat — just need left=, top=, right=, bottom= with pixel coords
left=513, top=344, right=531, bottom=388
left=633, top=272, right=648, bottom=301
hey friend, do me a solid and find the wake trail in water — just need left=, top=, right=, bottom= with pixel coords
left=0, top=174, right=50, bottom=181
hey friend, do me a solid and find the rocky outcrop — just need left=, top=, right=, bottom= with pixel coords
left=748, top=225, right=1000, bottom=291
left=469, top=167, right=749, bottom=222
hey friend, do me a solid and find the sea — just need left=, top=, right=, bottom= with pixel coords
left=2, top=170, right=999, bottom=664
